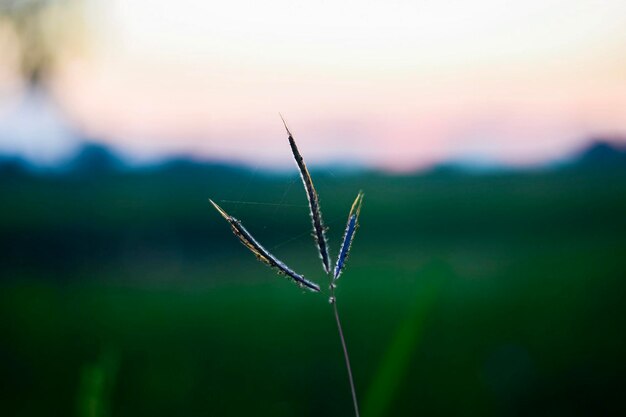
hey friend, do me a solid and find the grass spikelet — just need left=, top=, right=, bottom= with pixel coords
left=333, top=191, right=364, bottom=281
left=209, top=119, right=363, bottom=417
left=209, top=199, right=320, bottom=292
left=280, top=115, right=331, bottom=273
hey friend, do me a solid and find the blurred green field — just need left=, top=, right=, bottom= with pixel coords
left=1, top=164, right=625, bottom=416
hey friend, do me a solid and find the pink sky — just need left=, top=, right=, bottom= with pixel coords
left=2, top=0, right=626, bottom=170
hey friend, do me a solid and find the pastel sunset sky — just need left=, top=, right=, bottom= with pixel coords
left=3, top=0, right=626, bottom=170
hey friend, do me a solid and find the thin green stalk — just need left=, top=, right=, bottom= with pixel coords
left=330, top=288, right=360, bottom=417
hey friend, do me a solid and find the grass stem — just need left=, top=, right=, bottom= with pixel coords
left=331, top=294, right=360, bottom=417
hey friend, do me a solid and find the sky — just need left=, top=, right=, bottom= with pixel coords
left=1, top=0, right=626, bottom=170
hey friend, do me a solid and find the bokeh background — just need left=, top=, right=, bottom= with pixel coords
left=1, top=1, right=625, bottom=416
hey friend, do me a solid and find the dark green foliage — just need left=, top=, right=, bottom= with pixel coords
left=1, top=164, right=625, bottom=416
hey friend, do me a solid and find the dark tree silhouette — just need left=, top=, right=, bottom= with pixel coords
left=0, top=0, right=84, bottom=88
